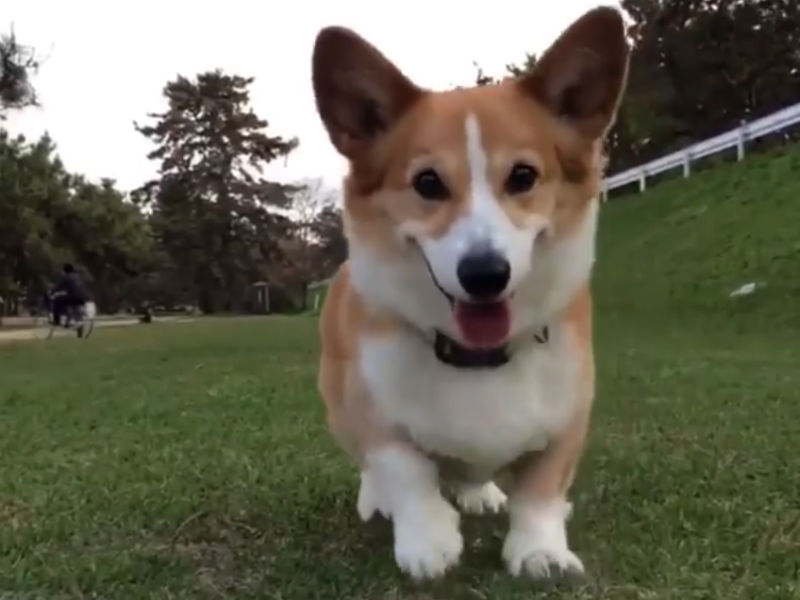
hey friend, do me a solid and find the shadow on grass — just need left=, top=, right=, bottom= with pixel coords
left=171, top=489, right=594, bottom=600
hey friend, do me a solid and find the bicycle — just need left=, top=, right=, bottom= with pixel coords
left=37, top=291, right=97, bottom=340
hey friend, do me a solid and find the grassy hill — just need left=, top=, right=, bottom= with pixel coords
left=594, top=144, right=800, bottom=333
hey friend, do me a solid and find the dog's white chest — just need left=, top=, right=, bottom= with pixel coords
left=359, top=328, right=581, bottom=475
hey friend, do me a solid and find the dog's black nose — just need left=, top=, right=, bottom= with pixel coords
left=457, top=251, right=511, bottom=299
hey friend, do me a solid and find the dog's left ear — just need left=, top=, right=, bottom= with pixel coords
left=518, top=6, right=630, bottom=139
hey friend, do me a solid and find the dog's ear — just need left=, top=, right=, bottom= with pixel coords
left=312, top=27, right=425, bottom=159
left=518, top=6, right=630, bottom=139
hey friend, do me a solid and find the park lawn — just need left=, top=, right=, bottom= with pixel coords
left=1, top=315, right=798, bottom=600
left=3, top=143, right=800, bottom=598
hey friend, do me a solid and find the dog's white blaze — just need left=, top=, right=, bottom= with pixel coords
left=417, top=114, right=540, bottom=299
left=463, top=114, right=499, bottom=247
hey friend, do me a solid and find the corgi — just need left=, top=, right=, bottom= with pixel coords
left=312, top=6, right=630, bottom=581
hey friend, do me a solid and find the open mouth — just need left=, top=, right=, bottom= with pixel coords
left=411, top=239, right=512, bottom=349
left=454, top=299, right=511, bottom=349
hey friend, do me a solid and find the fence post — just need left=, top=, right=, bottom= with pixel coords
left=601, top=180, right=609, bottom=203
left=682, top=151, right=691, bottom=178
left=638, top=168, right=646, bottom=192
left=737, top=121, right=747, bottom=161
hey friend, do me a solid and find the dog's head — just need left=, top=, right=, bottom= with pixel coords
left=312, top=7, right=630, bottom=349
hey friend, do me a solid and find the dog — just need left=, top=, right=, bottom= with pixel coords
left=312, top=6, right=630, bottom=580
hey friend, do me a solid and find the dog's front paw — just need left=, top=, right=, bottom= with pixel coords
left=503, top=532, right=584, bottom=578
left=502, top=499, right=584, bottom=579
left=456, top=481, right=507, bottom=515
left=393, top=497, right=463, bottom=579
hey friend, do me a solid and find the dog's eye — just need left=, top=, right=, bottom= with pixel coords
left=412, top=168, right=450, bottom=201
left=505, top=163, right=538, bottom=195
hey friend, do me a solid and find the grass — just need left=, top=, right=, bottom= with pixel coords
left=596, top=143, right=800, bottom=332
left=2, top=145, right=800, bottom=598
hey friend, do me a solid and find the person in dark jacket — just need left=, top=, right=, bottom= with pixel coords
left=51, top=263, right=90, bottom=326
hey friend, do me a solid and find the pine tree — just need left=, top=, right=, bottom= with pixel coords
left=136, top=70, right=299, bottom=312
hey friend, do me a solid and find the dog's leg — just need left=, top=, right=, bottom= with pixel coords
left=360, top=444, right=463, bottom=580
left=502, top=409, right=590, bottom=579
left=503, top=289, right=595, bottom=580
left=455, top=481, right=507, bottom=515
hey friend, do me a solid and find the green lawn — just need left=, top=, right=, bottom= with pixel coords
left=1, top=315, right=798, bottom=599
left=2, top=145, right=800, bottom=598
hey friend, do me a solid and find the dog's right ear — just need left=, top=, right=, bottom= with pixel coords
left=312, top=27, right=424, bottom=160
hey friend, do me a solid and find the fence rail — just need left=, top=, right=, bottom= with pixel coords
left=603, top=101, right=800, bottom=198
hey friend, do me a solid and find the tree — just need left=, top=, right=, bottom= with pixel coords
left=310, top=205, right=348, bottom=278
left=288, top=177, right=337, bottom=302
left=605, top=0, right=680, bottom=170
left=292, top=178, right=335, bottom=240
left=0, top=132, right=63, bottom=304
left=474, top=53, right=537, bottom=87
left=477, top=1, right=800, bottom=173
left=135, top=70, right=300, bottom=312
left=54, top=177, right=155, bottom=311
left=0, top=132, right=154, bottom=314
left=607, top=0, right=800, bottom=172
left=0, top=30, right=38, bottom=117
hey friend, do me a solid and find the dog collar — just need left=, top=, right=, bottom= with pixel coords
left=407, top=239, right=551, bottom=368
left=433, top=326, right=550, bottom=369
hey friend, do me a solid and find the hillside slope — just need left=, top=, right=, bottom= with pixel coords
left=594, top=144, right=800, bottom=333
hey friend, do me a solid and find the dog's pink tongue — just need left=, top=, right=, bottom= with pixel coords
left=454, top=300, right=511, bottom=348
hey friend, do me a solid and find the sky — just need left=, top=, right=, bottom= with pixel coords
left=5, top=0, right=620, bottom=194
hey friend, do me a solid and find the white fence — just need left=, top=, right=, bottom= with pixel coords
left=603, top=101, right=800, bottom=198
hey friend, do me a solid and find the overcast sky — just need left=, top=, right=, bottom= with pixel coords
left=5, top=0, right=620, bottom=194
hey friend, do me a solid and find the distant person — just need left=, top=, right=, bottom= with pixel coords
left=52, top=263, right=91, bottom=326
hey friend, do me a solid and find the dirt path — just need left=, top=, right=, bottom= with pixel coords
left=0, top=317, right=194, bottom=343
